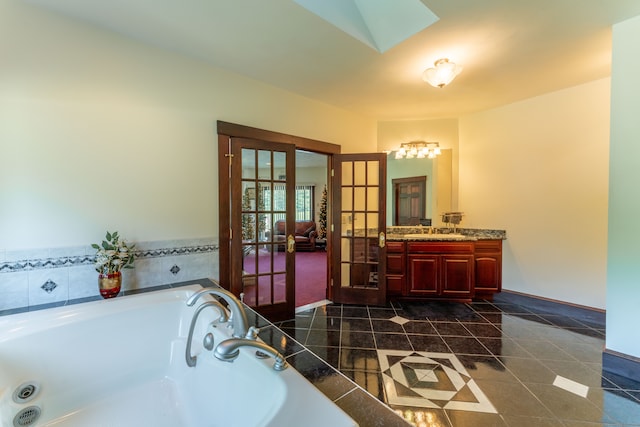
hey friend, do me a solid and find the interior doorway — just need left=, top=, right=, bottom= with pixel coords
left=392, top=176, right=426, bottom=226
left=217, top=121, right=339, bottom=321
left=294, top=150, right=329, bottom=310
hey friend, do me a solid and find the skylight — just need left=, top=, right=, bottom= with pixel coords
left=293, top=0, right=439, bottom=53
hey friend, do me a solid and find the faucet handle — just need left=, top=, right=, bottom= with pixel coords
left=245, top=326, right=261, bottom=340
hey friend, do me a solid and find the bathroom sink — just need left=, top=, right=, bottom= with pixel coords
left=402, top=233, right=467, bottom=240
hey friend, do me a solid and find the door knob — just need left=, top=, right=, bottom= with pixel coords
left=287, top=234, right=295, bottom=253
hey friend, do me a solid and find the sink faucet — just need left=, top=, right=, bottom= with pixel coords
left=186, top=285, right=250, bottom=339
left=214, top=338, right=288, bottom=371
left=185, top=301, right=228, bottom=367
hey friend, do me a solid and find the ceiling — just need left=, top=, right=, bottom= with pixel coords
left=24, top=0, right=640, bottom=120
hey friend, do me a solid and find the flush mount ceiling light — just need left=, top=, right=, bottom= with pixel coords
left=395, top=141, right=441, bottom=159
left=422, top=58, right=463, bottom=88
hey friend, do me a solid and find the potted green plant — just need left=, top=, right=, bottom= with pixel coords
left=92, top=231, right=135, bottom=298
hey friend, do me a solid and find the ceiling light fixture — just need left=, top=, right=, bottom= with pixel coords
left=395, top=141, right=441, bottom=159
left=422, top=58, right=462, bottom=88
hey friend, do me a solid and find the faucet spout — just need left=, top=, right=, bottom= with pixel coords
left=214, top=338, right=287, bottom=371
left=187, top=285, right=249, bottom=339
left=185, top=301, right=228, bottom=367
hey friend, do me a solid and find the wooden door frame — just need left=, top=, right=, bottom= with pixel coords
left=217, top=121, right=340, bottom=303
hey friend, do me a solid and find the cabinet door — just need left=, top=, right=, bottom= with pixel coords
left=474, top=240, right=502, bottom=295
left=440, top=255, right=474, bottom=298
left=475, top=255, right=501, bottom=292
left=407, top=254, right=439, bottom=295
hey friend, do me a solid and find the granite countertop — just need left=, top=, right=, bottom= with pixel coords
left=386, top=227, right=506, bottom=242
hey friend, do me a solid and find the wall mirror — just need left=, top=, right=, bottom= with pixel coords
left=385, top=149, right=453, bottom=226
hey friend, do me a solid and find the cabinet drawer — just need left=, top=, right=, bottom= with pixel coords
left=386, top=253, right=405, bottom=274
left=386, top=275, right=404, bottom=295
left=387, top=242, right=405, bottom=253
left=474, top=240, right=502, bottom=253
left=407, top=242, right=474, bottom=254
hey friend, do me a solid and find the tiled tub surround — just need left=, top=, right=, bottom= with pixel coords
left=0, top=238, right=218, bottom=312
left=0, top=279, right=410, bottom=427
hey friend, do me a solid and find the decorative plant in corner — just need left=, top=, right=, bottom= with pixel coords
left=92, top=231, right=135, bottom=299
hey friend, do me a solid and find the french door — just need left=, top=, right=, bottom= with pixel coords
left=332, top=153, right=387, bottom=306
left=228, top=138, right=296, bottom=321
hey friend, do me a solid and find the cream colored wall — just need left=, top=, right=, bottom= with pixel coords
left=0, top=0, right=375, bottom=250
left=606, top=15, right=640, bottom=358
left=459, top=78, right=611, bottom=309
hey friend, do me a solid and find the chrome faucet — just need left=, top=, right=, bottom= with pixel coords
left=186, top=285, right=250, bottom=339
left=214, top=338, right=288, bottom=371
left=185, top=301, right=228, bottom=367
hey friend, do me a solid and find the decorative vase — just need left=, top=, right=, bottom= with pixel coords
left=98, top=272, right=122, bottom=299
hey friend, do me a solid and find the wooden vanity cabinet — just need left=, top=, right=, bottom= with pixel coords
left=385, top=239, right=502, bottom=301
left=385, top=242, right=406, bottom=296
left=406, top=242, right=475, bottom=300
left=474, top=240, right=502, bottom=299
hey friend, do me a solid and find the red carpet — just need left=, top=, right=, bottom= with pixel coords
left=242, top=250, right=327, bottom=308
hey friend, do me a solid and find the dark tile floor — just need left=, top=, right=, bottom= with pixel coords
left=273, top=294, right=640, bottom=427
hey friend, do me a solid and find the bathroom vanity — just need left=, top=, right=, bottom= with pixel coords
left=386, top=228, right=505, bottom=302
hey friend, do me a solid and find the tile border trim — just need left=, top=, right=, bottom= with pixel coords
left=0, top=243, right=219, bottom=274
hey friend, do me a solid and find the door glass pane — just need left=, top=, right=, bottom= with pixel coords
left=367, top=213, right=379, bottom=236
left=341, top=214, right=352, bottom=236
left=256, top=275, right=272, bottom=306
left=242, top=149, right=256, bottom=179
left=342, top=161, right=353, bottom=185
left=367, top=238, right=379, bottom=262
left=341, top=238, right=351, bottom=262
left=273, top=274, right=286, bottom=304
left=242, top=213, right=256, bottom=242
left=367, top=161, right=379, bottom=185
left=353, top=238, right=365, bottom=262
left=367, top=187, right=379, bottom=211
left=354, top=187, right=366, bottom=211
left=274, top=152, right=286, bottom=180
left=257, top=250, right=272, bottom=274
left=354, top=161, right=366, bottom=185
left=258, top=150, right=271, bottom=180
left=353, top=213, right=365, bottom=235
left=341, top=263, right=351, bottom=287
left=342, top=187, right=352, bottom=211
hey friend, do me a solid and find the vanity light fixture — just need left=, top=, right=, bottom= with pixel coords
left=395, top=141, right=441, bottom=159
left=422, top=58, right=462, bottom=88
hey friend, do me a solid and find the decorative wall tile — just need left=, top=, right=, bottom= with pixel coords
left=28, top=268, right=69, bottom=306
left=121, top=257, right=164, bottom=293
left=68, top=265, right=101, bottom=300
left=0, top=272, right=29, bottom=311
left=41, top=279, right=58, bottom=293
left=5, top=248, right=50, bottom=263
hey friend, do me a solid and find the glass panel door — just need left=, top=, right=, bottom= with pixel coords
left=332, top=153, right=387, bottom=306
left=231, top=138, right=295, bottom=320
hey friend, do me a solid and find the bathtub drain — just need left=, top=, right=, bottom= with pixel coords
left=13, top=406, right=41, bottom=427
left=12, top=382, right=40, bottom=404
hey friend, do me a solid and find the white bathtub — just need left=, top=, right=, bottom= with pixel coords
left=0, top=285, right=357, bottom=427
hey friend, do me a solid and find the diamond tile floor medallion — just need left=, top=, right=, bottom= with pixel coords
left=379, top=349, right=497, bottom=414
